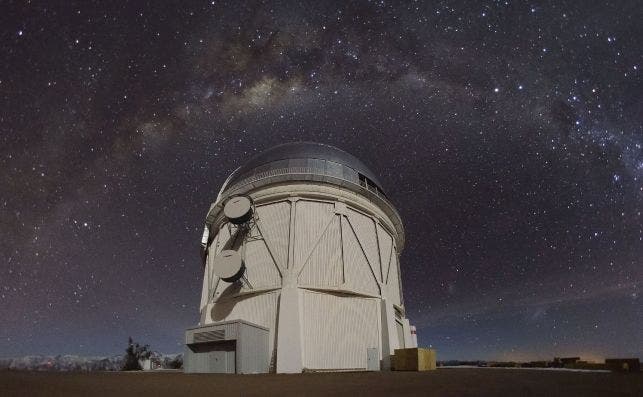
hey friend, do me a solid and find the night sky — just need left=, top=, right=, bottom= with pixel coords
left=1, top=1, right=641, bottom=361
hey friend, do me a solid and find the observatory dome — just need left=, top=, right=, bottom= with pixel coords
left=187, top=141, right=415, bottom=374
left=220, top=142, right=386, bottom=198
left=213, top=142, right=403, bottom=246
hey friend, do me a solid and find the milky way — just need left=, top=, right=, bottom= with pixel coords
left=1, top=1, right=641, bottom=360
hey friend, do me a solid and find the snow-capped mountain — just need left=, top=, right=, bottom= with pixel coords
left=0, top=353, right=182, bottom=371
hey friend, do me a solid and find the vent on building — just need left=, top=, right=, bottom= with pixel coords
left=193, top=329, right=225, bottom=343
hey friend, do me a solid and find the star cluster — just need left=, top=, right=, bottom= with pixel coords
left=0, top=1, right=640, bottom=360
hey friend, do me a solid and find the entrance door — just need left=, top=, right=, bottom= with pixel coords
left=209, top=340, right=235, bottom=373
left=367, top=348, right=379, bottom=371
left=207, top=350, right=223, bottom=372
left=188, top=340, right=236, bottom=373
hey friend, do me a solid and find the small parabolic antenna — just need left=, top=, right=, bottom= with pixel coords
left=224, top=196, right=253, bottom=225
left=212, top=249, right=246, bottom=283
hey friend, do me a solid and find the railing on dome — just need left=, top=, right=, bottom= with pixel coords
left=222, top=158, right=391, bottom=203
left=211, top=157, right=406, bottom=250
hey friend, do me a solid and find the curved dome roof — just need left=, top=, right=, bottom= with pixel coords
left=224, top=142, right=384, bottom=191
left=209, top=141, right=404, bottom=249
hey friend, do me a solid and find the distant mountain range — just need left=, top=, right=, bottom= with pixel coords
left=0, top=353, right=182, bottom=371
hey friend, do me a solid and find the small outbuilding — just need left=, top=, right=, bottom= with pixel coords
left=605, top=358, right=640, bottom=373
left=184, top=320, right=269, bottom=374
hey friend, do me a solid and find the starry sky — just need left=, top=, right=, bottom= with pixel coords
left=1, top=1, right=641, bottom=361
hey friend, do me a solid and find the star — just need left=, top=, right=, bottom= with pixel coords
left=0, top=0, right=639, bottom=363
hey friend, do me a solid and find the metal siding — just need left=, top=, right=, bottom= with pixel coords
left=199, top=262, right=210, bottom=311
left=184, top=346, right=208, bottom=373
left=376, top=224, right=393, bottom=283
left=184, top=346, right=194, bottom=372
left=184, top=340, right=236, bottom=373
left=395, top=320, right=405, bottom=349
left=301, top=291, right=380, bottom=370
left=367, top=347, right=380, bottom=371
left=209, top=292, right=278, bottom=369
left=197, top=183, right=410, bottom=374
left=222, top=142, right=384, bottom=190
left=347, top=209, right=381, bottom=282
left=325, top=160, right=344, bottom=179
left=185, top=322, right=268, bottom=374
left=293, top=200, right=335, bottom=274
left=227, top=349, right=236, bottom=373
left=193, top=329, right=225, bottom=343
left=212, top=279, right=233, bottom=301
left=208, top=347, right=231, bottom=373
left=242, top=239, right=281, bottom=289
left=387, top=252, right=402, bottom=306
left=208, top=224, right=235, bottom=300
left=213, top=223, right=231, bottom=255
left=298, top=215, right=343, bottom=287
left=186, top=322, right=238, bottom=343
left=341, top=217, right=380, bottom=296
left=255, top=201, right=291, bottom=269
left=223, top=321, right=239, bottom=339
left=206, top=231, right=220, bottom=289
left=238, top=323, right=269, bottom=373
left=203, top=230, right=222, bottom=307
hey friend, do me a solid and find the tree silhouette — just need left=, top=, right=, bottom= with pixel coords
left=121, top=337, right=151, bottom=371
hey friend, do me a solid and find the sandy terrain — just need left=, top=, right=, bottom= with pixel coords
left=1, top=368, right=640, bottom=397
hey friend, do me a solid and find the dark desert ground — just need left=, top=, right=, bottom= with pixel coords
left=1, top=368, right=641, bottom=397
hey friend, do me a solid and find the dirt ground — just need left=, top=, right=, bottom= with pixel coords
left=1, top=368, right=641, bottom=397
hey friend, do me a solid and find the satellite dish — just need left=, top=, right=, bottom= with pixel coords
left=212, top=249, right=246, bottom=283
left=224, top=196, right=253, bottom=224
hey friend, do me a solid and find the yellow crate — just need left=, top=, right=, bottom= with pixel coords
left=392, top=348, right=437, bottom=371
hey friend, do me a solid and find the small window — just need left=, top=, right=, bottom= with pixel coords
left=358, top=173, right=386, bottom=197
left=358, top=173, right=368, bottom=188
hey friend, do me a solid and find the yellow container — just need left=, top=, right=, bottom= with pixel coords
left=392, top=348, right=437, bottom=371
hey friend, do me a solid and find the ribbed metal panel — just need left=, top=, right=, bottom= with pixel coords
left=208, top=225, right=236, bottom=300
left=346, top=209, right=381, bottom=282
left=255, top=201, right=291, bottom=269
left=213, top=224, right=231, bottom=255
left=209, top=292, right=279, bottom=367
left=200, top=264, right=210, bottom=311
left=387, top=252, right=402, bottom=306
left=185, top=321, right=269, bottom=374
left=341, top=217, right=380, bottom=296
left=203, top=230, right=223, bottom=307
left=186, top=322, right=238, bottom=344
left=207, top=231, right=220, bottom=286
left=212, top=277, right=230, bottom=299
left=301, top=291, right=380, bottom=370
left=298, top=215, right=343, bottom=287
left=229, top=165, right=345, bottom=192
left=193, top=329, right=225, bottom=343
left=395, top=320, right=405, bottom=349
left=376, top=224, right=393, bottom=283
left=237, top=322, right=270, bottom=373
left=293, top=200, right=335, bottom=274
left=222, top=143, right=382, bottom=186
left=242, top=239, right=281, bottom=289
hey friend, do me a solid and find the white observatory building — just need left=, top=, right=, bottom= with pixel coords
left=184, top=142, right=416, bottom=373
